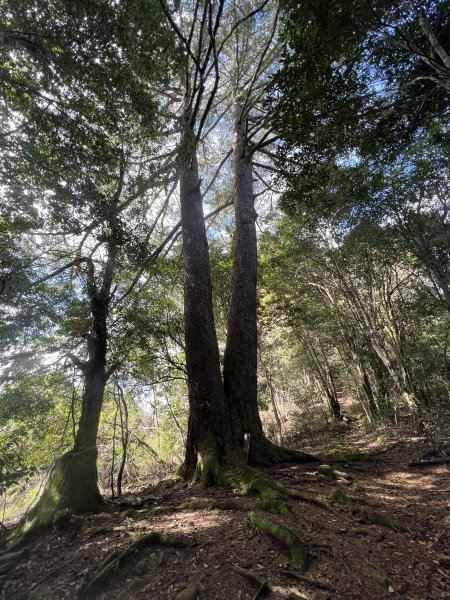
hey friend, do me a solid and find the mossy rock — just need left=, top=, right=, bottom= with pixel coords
left=329, top=488, right=354, bottom=508
left=318, top=464, right=335, bottom=477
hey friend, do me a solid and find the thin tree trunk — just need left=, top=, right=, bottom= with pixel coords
left=262, top=360, right=283, bottom=444
left=116, top=383, right=129, bottom=498
left=326, top=367, right=342, bottom=421
left=110, top=403, right=118, bottom=500
left=14, top=250, right=116, bottom=541
left=74, top=293, right=109, bottom=451
left=344, top=330, right=380, bottom=419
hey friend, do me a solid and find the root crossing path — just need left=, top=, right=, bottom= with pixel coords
left=1, top=431, right=449, bottom=600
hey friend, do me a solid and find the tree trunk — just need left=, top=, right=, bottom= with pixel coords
left=261, top=356, right=283, bottom=444
left=179, top=94, right=227, bottom=486
left=326, top=367, right=342, bottom=421
left=74, top=294, right=109, bottom=451
left=13, top=254, right=115, bottom=543
left=344, top=330, right=379, bottom=419
left=223, top=100, right=263, bottom=453
left=223, top=100, right=315, bottom=467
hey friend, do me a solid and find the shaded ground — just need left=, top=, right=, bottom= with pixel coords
left=1, top=426, right=449, bottom=600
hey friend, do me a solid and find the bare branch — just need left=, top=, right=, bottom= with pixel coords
left=66, top=352, right=87, bottom=372
left=158, top=0, right=201, bottom=69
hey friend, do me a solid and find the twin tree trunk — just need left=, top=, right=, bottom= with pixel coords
left=222, top=100, right=315, bottom=465
left=181, top=98, right=315, bottom=483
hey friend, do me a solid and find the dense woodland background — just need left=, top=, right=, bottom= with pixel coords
left=0, top=0, right=449, bottom=561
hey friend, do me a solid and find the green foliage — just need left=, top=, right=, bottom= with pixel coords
left=0, top=373, right=75, bottom=493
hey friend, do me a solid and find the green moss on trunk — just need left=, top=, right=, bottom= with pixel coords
left=195, top=446, right=221, bottom=488
left=10, top=448, right=103, bottom=545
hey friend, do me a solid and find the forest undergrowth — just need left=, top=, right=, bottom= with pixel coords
left=1, top=420, right=449, bottom=600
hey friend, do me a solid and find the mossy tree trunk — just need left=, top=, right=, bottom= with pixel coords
left=13, top=250, right=117, bottom=541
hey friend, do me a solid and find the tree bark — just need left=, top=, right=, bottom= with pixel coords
left=69, top=251, right=115, bottom=504
left=223, top=99, right=263, bottom=455
left=222, top=99, right=316, bottom=467
left=13, top=251, right=116, bottom=542
left=74, top=293, right=109, bottom=451
left=179, top=92, right=227, bottom=485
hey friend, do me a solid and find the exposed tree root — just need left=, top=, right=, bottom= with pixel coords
left=283, top=488, right=332, bottom=511
left=0, top=548, right=29, bottom=578
left=318, top=464, right=352, bottom=481
left=231, top=562, right=307, bottom=599
left=78, top=532, right=186, bottom=598
left=178, top=499, right=249, bottom=511
left=329, top=488, right=404, bottom=532
left=408, top=458, right=450, bottom=467
left=280, top=570, right=336, bottom=593
left=370, top=441, right=402, bottom=455
left=226, top=467, right=291, bottom=515
left=323, top=444, right=370, bottom=463
left=227, top=466, right=333, bottom=514
left=149, top=498, right=251, bottom=517
left=248, top=437, right=319, bottom=468
left=249, top=513, right=309, bottom=570
left=174, top=583, right=201, bottom=600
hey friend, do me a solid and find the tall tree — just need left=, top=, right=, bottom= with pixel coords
left=2, top=0, right=176, bottom=539
left=160, top=1, right=315, bottom=482
left=160, top=0, right=230, bottom=484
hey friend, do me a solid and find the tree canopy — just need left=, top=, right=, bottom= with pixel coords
left=1, top=3, right=450, bottom=597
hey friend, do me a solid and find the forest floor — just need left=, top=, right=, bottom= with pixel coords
left=1, top=423, right=449, bottom=600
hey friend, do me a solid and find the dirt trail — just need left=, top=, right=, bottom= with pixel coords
left=1, top=427, right=449, bottom=600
